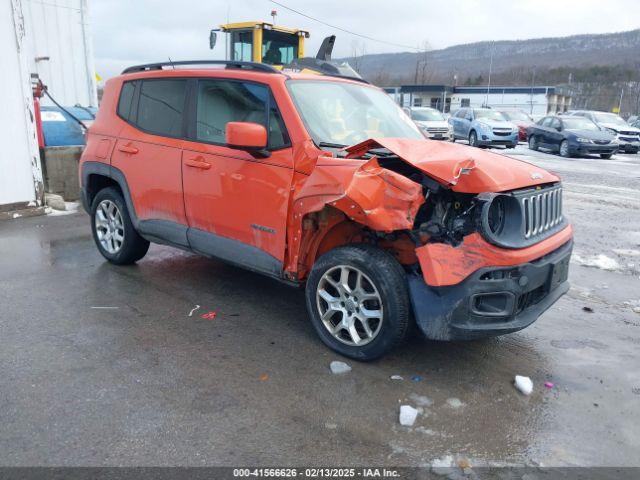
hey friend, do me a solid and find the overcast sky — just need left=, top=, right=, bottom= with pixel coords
left=91, top=0, right=640, bottom=80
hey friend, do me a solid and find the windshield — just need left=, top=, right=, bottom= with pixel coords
left=287, top=80, right=423, bottom=146
left=475, top=109, right=507, bottom=121
left=411, top=108, right=445, bottom=122
left=593, top=112, right=627, bottom=126
left=501, top=111, right=532, bottom=122
left=562, top=117, right=600, bottom=131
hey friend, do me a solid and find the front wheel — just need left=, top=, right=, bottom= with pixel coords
left=559, top=140, right=572, bottom=158
left=305, top=244, right=411, bottom=361
left=91, top=187, right=149, bottom=265
left=469, top=130, right=478, bottom=147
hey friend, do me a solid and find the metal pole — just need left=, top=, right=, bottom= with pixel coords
left=530, top=68, right=536, bottom=114
left=485, top=42, right=494, bottom=107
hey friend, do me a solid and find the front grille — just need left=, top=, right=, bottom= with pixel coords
left=593, top=140, right=610, bottom=145
left=493, top=128, right=512, bottom=136
left=620, top=136, right=639, bottom=142
left=427, top=127, right=449, bottom=134
left=521, top=185, right=563, bottom=240
left=619, top=131, right=639, bottom=137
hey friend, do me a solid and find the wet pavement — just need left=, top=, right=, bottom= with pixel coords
left=1, top=149, right=639, bottom=467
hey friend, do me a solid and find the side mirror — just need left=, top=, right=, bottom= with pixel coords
left=226, top=122, right=269, bottom=157
left=209, top=30, right=217, bottom=50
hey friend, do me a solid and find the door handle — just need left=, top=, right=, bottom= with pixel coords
left=185, top=157, right=211, bottom=170
left=118, top=145, right=139, bottom=154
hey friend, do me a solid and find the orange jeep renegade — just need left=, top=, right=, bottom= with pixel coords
left=80, top=60, right=573, bottom=360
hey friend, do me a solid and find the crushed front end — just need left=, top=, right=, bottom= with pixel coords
left=343, top=138, right=574, bottom=341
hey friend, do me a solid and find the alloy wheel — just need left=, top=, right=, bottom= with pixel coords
left=316, top=265, right=384, bottom=346
left=95, top=200, right=125, bottom=254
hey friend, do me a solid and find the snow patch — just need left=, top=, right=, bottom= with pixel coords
left=572, top=253, right=620, bottom=271
left=47, top=202, right=79, bottom=217
left=514, top=375, right=533, bottom=395
left=613, top=249, right=640, bottom=257
left=446, top=398, right=465, bottom=409
left=409, top=393, right=433, bottom=407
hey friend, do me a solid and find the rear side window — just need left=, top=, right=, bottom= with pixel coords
left=136, top=79, right=187, bottom=137
left=117, top=81, right=136, bottom=121
left=195, top=80, right=289, bottom=150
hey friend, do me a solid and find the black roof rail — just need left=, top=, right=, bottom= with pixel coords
left=121, top=60, right=281, bottom=75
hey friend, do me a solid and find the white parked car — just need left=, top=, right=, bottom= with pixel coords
left=409, top=107, right=452, bottom=141
left=569, top=110, right=640, bottom=154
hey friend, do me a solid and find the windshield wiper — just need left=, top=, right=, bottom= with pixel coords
left=318, top=141, right=347, bottom=149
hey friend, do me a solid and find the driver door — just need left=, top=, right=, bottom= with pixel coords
left=181, top=78, right=294, bottom=276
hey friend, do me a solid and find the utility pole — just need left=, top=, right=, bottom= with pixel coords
left=618, top=88, right=624, bottom=114
left=530, top=68, right=536, bottom=115
left=485, top=42, right=494, bottom=108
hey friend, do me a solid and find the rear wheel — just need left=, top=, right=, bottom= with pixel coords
left=559, top=140, right=572, bottom=158
left=600, top=153, right=613, bottom=159
left=91, top=187, right=149, bottom=265
left=305, top=244, right=411, bottom=361
left=528, top=135, right=539, bottom=151
left=469, top=130, right=478, bottom=147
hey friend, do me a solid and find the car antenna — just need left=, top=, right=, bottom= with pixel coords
left=168, top=57, right=175, bottom=69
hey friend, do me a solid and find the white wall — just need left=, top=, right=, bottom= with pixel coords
left=22, top=0, right=97, bottom=107
left=450, top=92, right=549, bottom=116
left=0, top=0, right=43, bottom=207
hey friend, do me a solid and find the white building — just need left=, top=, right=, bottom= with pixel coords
left=386, top=85, right=573, bottom=116
left=1, top=0, right=97, bottom=214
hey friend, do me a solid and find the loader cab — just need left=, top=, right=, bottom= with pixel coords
left=216, top=21, right=309, bottom=66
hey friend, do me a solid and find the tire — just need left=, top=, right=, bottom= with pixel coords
left=305, top=244, right=411, bottom=361
left=528, top=135, right=539, bottom=151
left=559, top=140, right=572, bottom=158
left=600, top=153, right=613, bottom=159
left=91, top=187, right=149, bottom=265
left=469, top=130, right=478, bottom=147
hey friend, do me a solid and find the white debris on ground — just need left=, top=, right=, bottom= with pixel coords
left=431, top=454, right=455, bottom=468
left=572, top=253, right=620, bottom=271
left=390, top=375, right=404, bottom=380
left=329, top=361, right=351, bottom=374
left=399, top=405, right=419, bottom=426
left=47, top=202, right=79, bottom=216
left=514, top=375, right=533, bottom=395
left=409, top=393, right=433, bottom=407
left=613, top=249, right=640, bottom=257
left=12, top=213, right=22, bottom=219
left=446, top=398, right=465, bottom=409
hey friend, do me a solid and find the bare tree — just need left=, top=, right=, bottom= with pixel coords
left=413, top=40, right=432, bottom=84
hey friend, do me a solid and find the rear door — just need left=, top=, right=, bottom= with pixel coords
left=181, top=78, right=294, bottom=277
left=547, top=118, right=564, bottom=150
left=111, top=78, right=190, bottom=246
left=536, top=117, right=554, bottom=148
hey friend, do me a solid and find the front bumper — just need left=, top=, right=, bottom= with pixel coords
left=408, top=239, right=572, bottom=340
left=617, top=138, right=639, bottom=152
left=572, top=143, right=618, bottom=156
left=477, top=131, right=518, bottom=147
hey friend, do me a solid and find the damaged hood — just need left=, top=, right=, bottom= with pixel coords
left=345, top=138, right=559, bottom=193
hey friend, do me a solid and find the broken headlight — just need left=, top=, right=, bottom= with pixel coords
left=478, top=193, right=523, bottom=248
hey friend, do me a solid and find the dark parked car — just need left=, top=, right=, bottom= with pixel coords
left=527, top=116, right=618, bottom=158
left=498, top=109, right=534, bottom=142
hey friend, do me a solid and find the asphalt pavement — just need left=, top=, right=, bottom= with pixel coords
left=0, top=146, right=639, bottom=467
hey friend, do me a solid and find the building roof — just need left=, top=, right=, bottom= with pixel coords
left=391, top=84, right=572, bottom=96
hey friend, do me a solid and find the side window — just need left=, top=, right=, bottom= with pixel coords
left=456, top=109, right=467, bottom=118
left=196, top=80, right=290, bottom=149
left=550, top=118, right=561, bottom=130
left=117, top=81, right=137, bottom=121
left=460, top=98, right=470, bottom=108
left=541, top=117, right=552, bottom=127
left=137, top=79, right=187, bottom=137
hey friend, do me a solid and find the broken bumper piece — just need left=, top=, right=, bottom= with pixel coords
left=408, top=239, right=573, bottom=340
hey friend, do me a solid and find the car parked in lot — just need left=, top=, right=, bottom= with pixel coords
left=497, top=109, right=534, bottom=142
left=568, top=110, right=640, bottom=154
left=527, top=115, right=618, bottom=158
left=409, top=107, right=452, bottom=141
left=449, top=108, right=518, bottom=148
left=79, top=60, right=573, bottom=360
